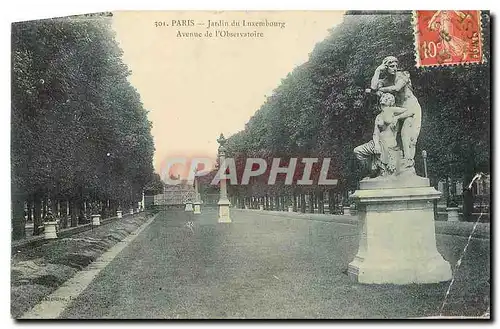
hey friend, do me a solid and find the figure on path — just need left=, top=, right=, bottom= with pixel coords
left=354, top=93, right=413, bottom=177
left=370, top=56, right=422, bottom=172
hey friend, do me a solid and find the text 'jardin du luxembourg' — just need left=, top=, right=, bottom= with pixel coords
left=154, top=18, right=286, bottom=39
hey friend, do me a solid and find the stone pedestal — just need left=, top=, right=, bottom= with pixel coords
left=193, top=201, right=201, bottom=214
left=184, top=202, right=193, bottom=212
left=446, top=207, right=459, bottom=222
left=117, top=210, right=122, bottom=219
left=343, top=206, right=350, bottom=215
left=348, top=175, right=452, bottom=284
left=91, top=214, right=101, bottom=226
left=43, top=221, right=58, bottom=239
left=218, top=199, right=232, bottom=223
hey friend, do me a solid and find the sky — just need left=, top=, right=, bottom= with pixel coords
left=111, top=11, right=345, bottom=173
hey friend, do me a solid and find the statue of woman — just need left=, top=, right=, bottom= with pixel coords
left=370, top=56, right=422, bottom=172
left=354, top=93, right=411, bottom=177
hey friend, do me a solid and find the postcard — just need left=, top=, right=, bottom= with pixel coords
left=11, top=10, right=490, bottom=319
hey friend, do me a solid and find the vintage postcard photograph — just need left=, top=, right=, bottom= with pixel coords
left=10, top=10, right=491, bottom=319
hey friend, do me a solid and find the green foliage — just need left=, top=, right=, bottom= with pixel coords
left=144, top=173, right=165, bottom=195
left=11, top=16, right=156, bottom=237
left=225, top=12, right=490, bottom=196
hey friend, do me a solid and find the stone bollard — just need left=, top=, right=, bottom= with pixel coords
left=184, top=202, right=193, bottom=212
left=91, top=214, right=101, bottom=226
left=117, top=210, right=122, bottom=219
left=446, top=207, right=459, bottom=222
left=43, top=221, right=58, bottom=239
left=193, top=201, right=201, bottom=214
left=350, top=204, right=357, bottom=216
left=343, top=206, right=350, bottom=215
left=259, top=205, right=264, bottom=211
left=129, top=208, right=134, bottom=215
left=288, top=206, right=294, bottom=212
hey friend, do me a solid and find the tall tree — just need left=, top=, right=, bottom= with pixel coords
left=224, top=11, right=490, bottom=209
left=11, top=14, right=156, bottom=239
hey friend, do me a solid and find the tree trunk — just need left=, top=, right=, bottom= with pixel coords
left=11, top=187, right=26, bottom=240
left=60, top=200, right=68, bottom=229
left=70, top=199, right=78, bottom=227
left=309, top=192, right=314, bottom=213
left=300, top=194, right=306, bottom=213
left=33, top=195, right=42, bottom=236
left=463, top=174, right=474, bottom=222
left=26, top=199, right=33, bottom=222
left=75, top=198, right=85, bottom=225
left=443, top=177, right=450, bottom=206
left=318, top=191, right=324, bottom=214
left=328, top=190, right=334, bottom=214
left=430, top=178, right=438, bottom=220
left=41, top=197, right=47, bottom=219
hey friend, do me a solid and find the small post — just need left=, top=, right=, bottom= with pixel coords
left=217, top=133, right=231, bottom=223
left=193, top=173, right=202, bottom=214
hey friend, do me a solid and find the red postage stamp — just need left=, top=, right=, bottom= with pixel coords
left=414, top=10, right=483, bottom=67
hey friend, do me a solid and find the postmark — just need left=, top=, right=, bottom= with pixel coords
left=414, top=10, right=483, bottom=67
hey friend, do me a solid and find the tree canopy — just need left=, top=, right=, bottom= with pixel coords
left=11, top=15, right=156, bottom=238
left=224, top=11, right=490, bottom=197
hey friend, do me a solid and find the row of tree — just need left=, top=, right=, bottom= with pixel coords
left=222, top=11, right=490, bottom=217
left=11, top=14, right=157, bottom=239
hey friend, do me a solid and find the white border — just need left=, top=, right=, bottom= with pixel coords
left=2, top=1, right=497, bottom=328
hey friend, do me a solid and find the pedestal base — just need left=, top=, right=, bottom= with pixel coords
left=348, top=176, right=452, bottom=284
left=43, top=222, right=58, bottom=239
left=91, top=214, right=101, bottom=226
left=184, top=203, right=193, bottom=212
left=218, top=199, right=231, bottom=223
left=193, top=202, right=201, bottom=214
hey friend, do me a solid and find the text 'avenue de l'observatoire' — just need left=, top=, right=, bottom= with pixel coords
left=154, top=18, right=287, bottom=39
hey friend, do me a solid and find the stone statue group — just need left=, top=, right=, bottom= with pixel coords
left=354, top=56, right=422, bottom=179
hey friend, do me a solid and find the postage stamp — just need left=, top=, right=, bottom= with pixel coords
left=414, top=10, right=483, bottom=67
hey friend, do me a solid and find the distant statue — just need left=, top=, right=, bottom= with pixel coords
left=354, top=93, right=412, bottom=177
left=370, top=56, right=422, bottom=172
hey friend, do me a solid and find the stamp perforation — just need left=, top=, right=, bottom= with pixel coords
left=412, top=10, right=487, bottom=68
